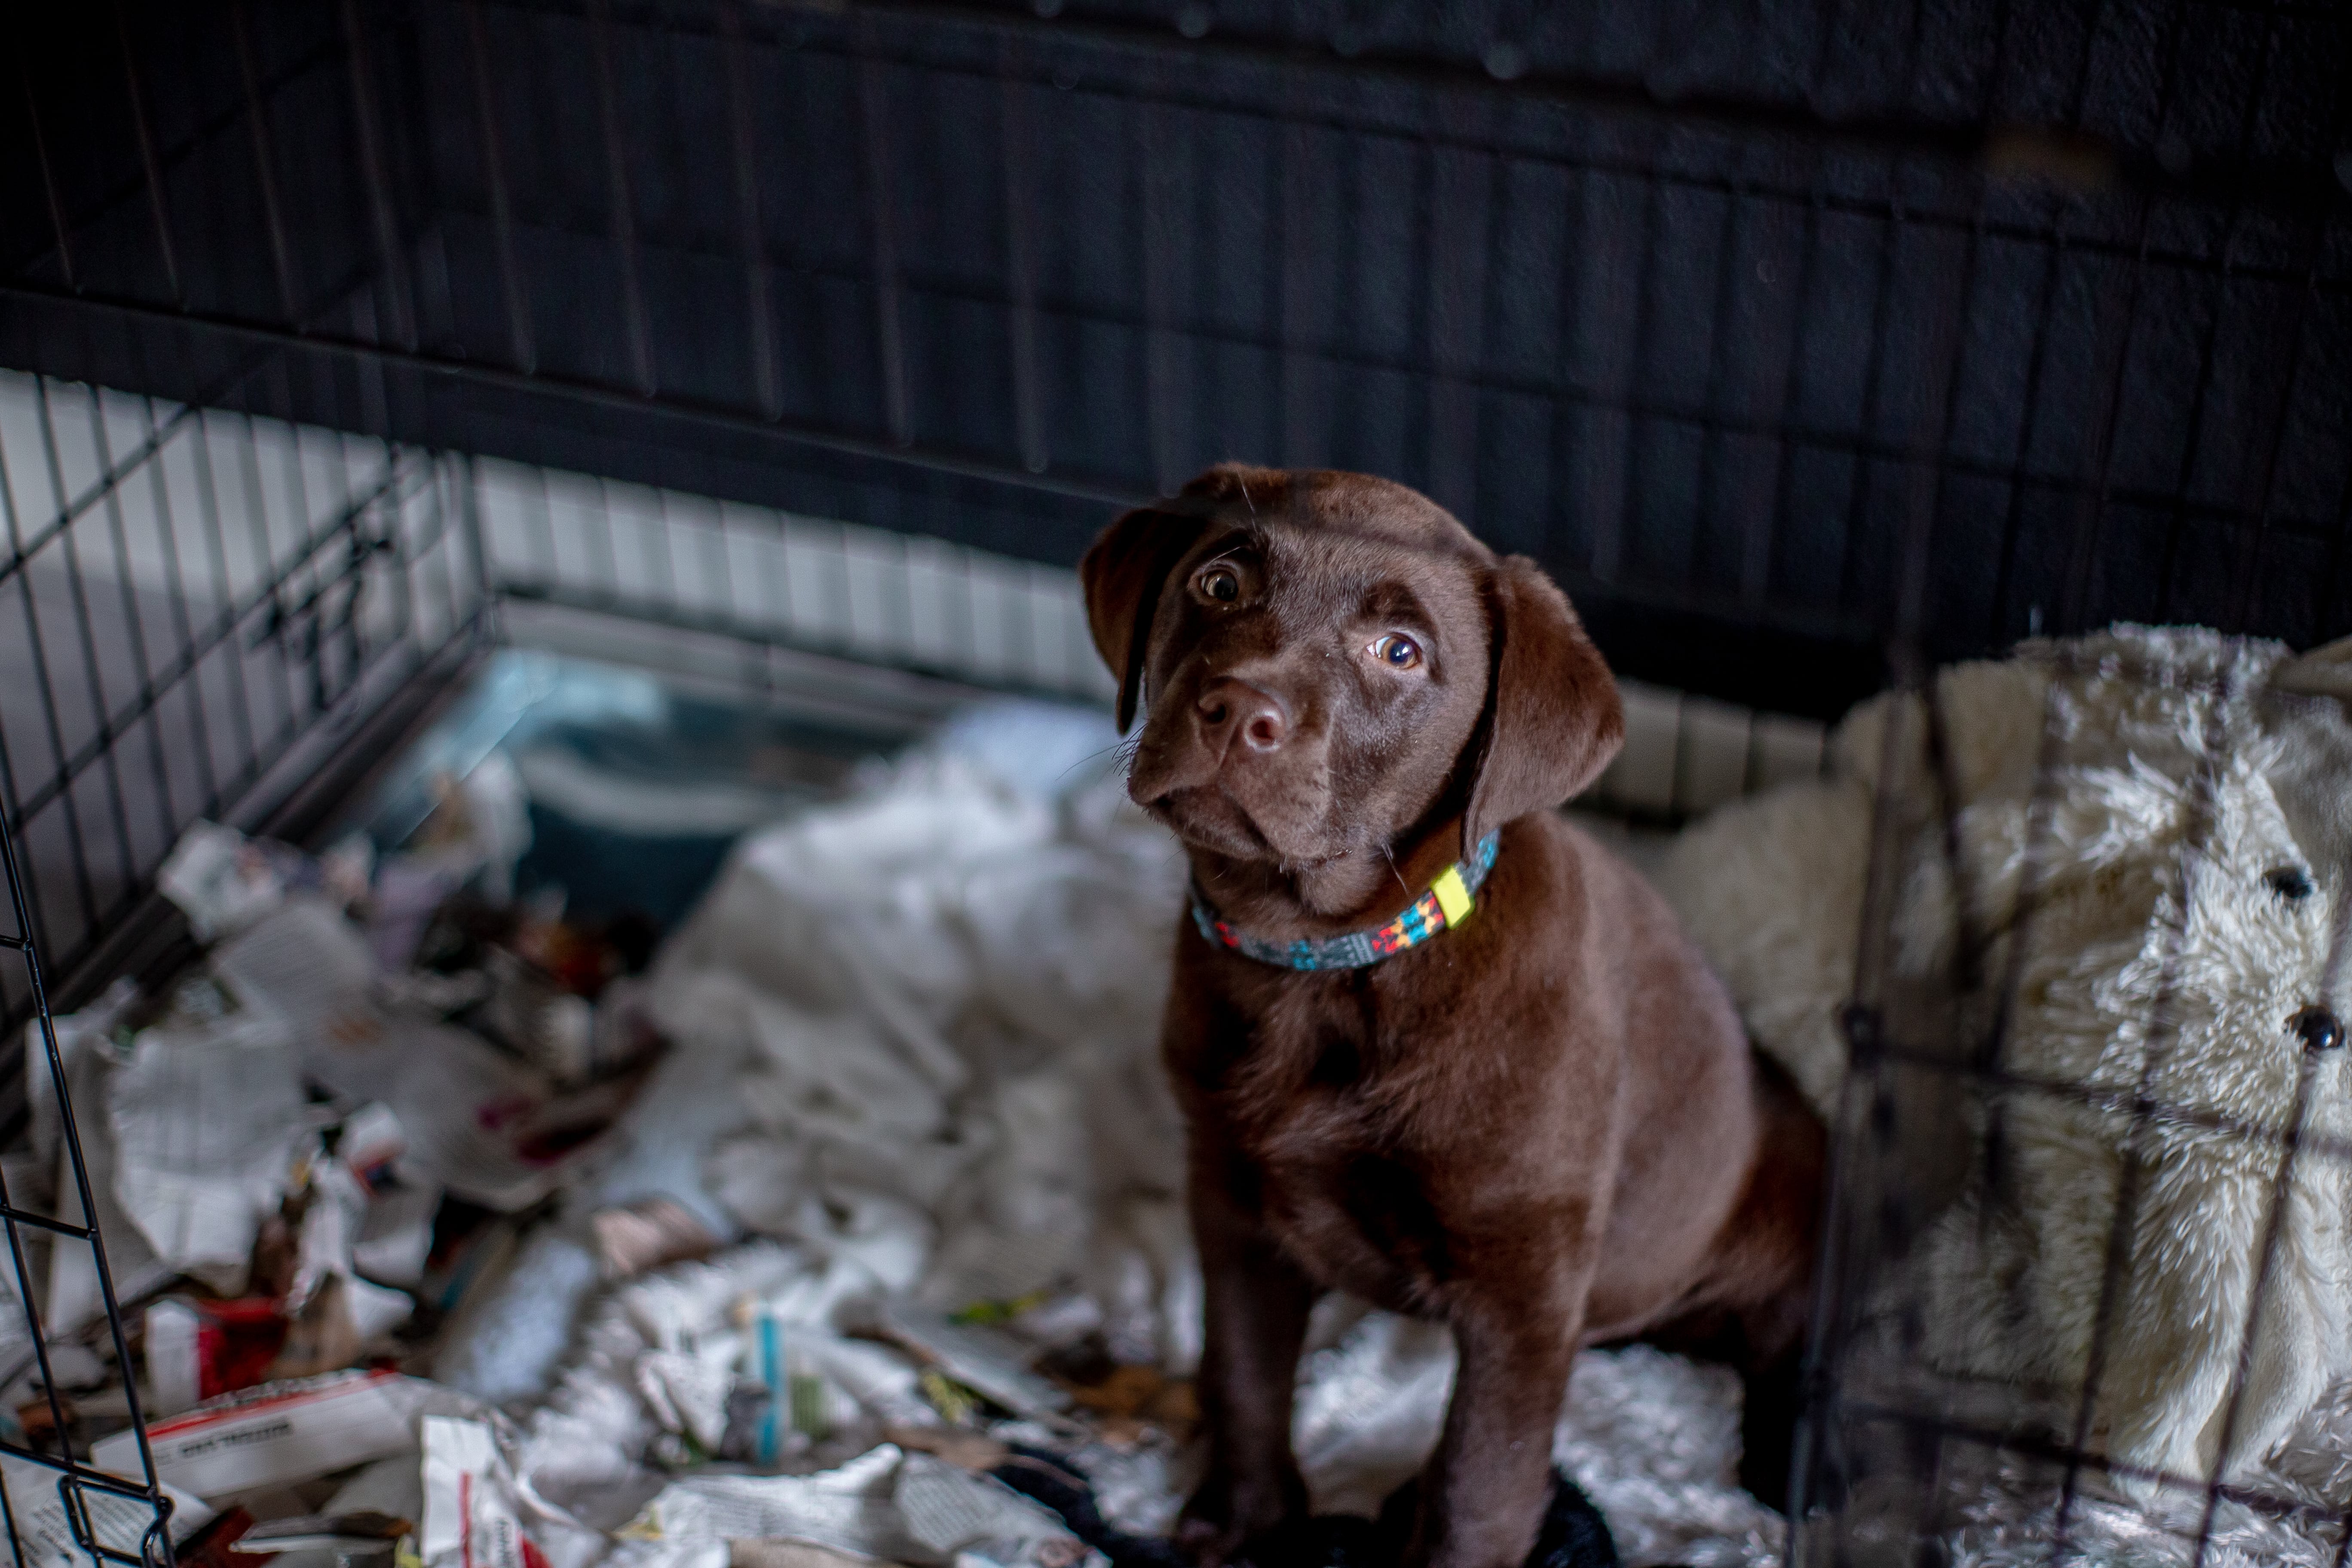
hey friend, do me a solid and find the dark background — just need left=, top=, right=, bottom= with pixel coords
left=5, top=0, right=2349, bottom=717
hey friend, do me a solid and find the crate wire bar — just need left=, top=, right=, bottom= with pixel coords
left=0, top=3, right=2349, bottom=1568
left=0, top=368, right=484, bottom=1058
left=6, top=3, right=2348, bottom=712
left=0, top=802, right=172, bottom=1568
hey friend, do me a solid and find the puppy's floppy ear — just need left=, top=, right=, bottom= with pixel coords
left=1080, top=505, right=1201, bottom=732
left=1464, top=555, right=1624, bottom=847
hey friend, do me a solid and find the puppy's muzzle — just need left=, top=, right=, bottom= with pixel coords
left=1196, top=676, right=1289, bottom=762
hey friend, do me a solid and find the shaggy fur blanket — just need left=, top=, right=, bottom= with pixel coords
left=1660, top=625, right=2352, bottom=1563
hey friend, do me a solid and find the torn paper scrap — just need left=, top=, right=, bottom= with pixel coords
left=158, top=823, right=294, bottom=943
left=107, top=998, right=308, bottom=1295
left=618, top=1445, right=1100, bottom=1568
left=340, top=1102, right=409, bottom=1179
left=227, top=1510, right=412, bottom=1555
left=211, top=898, right=380, bottom=1049
left=619, top=1448, right=905, bottom=1561
left=594, top=1197, right=719, bottom=1282
left=218, top=902, right=614, bottom=1212
left=891, top=1453, right=1099, bottom=1566
left=355, top=1179, right=441, bottom=1289
left=92, top=1370, right=473, bottom=1500
left=875, top=1301, right=1069, bottom=1421
left=0, top=1453, right=214, bottom=1568
left=420, top=1417, right=552, bottom=1568
left=721, top=1544, right=870, bottom=1568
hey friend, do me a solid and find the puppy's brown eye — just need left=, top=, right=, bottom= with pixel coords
left=1200, top=567, right=1240, bottom=603
left=1371, top=634, right=1421, bottom=670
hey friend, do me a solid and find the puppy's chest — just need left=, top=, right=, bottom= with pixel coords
left=1208, top=985, right=1403, bottom=1151
left=1203, top=991, right=1458, bottom=1302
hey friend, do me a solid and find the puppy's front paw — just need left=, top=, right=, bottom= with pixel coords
left=1172, top=1513, right=1247, bottom=1568
left=1176, top=1467, right=1307, bottom=1565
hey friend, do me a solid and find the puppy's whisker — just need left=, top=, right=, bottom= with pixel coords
left=1057, top=737, right=1141, bottom=785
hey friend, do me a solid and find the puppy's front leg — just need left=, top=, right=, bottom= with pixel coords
left=1410, top=1288, right=1582, bottom=1568
left=1176, top=1146, right=1315, bottom=1565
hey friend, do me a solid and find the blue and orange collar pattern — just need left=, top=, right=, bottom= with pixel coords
left=1189, top=833, right=1502, bottom=971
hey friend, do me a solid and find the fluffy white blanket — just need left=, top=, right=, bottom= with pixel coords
left=1660, top=625, right=2352, bottom=1562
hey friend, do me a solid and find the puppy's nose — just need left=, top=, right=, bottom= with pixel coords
left=1196, top=677, right=1288, bottom=755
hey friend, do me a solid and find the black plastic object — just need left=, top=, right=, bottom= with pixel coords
left=2293, top=1005, right=2344, bottom=1054
left=989, top=1447, right=1188, bottom=1568
left=991, top=1444, right=1619, bottom=1568
left=1363, top=1469, right=1619, bottom=1568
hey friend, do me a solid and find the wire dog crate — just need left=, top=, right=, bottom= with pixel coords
left=2, top=1, right=2351, bottom=1565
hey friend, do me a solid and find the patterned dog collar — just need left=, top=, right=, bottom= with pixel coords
left=1189, top=833, right=1502, bottom=971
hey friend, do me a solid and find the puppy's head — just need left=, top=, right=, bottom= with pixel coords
left=1082, top=466, right=1623, bottom=900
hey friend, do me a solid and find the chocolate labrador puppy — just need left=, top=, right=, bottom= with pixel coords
left=1081, top=467, right=1824, bottom=1568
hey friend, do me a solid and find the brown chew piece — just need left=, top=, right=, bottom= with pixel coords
left=1081, top=466, right=1825, bottom=1568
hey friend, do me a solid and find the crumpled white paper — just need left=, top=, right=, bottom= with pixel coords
left=0, top=1452, right=212, bottom=1568
left=423, top=1415, right=608, bottom=1568
left=105, top=980, right=308, bottom=1296
left=86, top=697, right=1796, bottom=1568
left=617, top=1445, right=1100, bottom=1568
left=637, top=738, right=1188, bottom=1349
